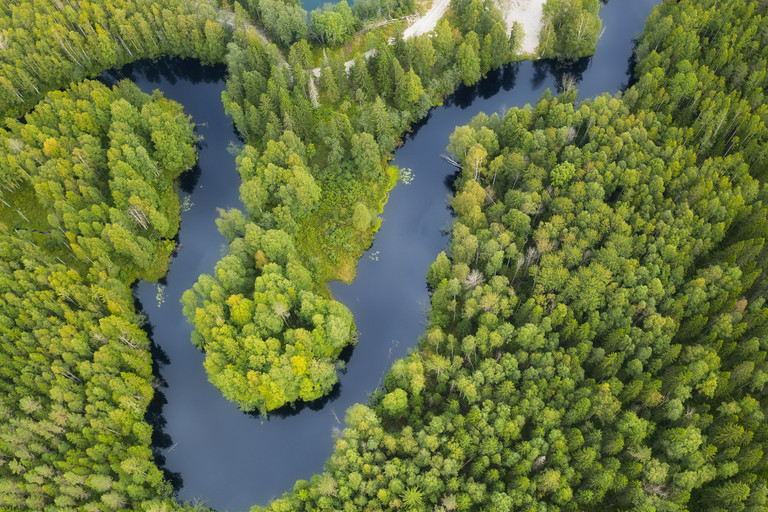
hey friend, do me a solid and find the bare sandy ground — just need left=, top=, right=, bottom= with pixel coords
left=308, top=0, right=546, bottom=81
left=402, top=0, right=451, bottom=39
left=500, top=0, right=546, bottom=55
left=402, top=0, right=546, bottom=54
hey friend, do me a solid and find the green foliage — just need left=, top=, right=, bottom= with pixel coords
left=539, top=0, right=602, bottom=59
left=6, top=0, right=766, bottom=510
left=452, top=0, right=506, bottom=40
left=351, top=132, right=382, bottom=176
left=457, top=33, right=482, bottom=86
left=628, top=0, right=768, bottom=174
left=220, top=12, right=503, bottom=289
left=182, top=131, right=355, bottom=413
left=0, top=0, right=228, bottom=117
left=207, top=1, right=530, bottom=415
left=0, top=81, right=196, bottom=510
left=0, top=79, right=196, bottom=282
left=352, top=0, right=415, bottom=21
left=260, top=0, right=308, bottom=47
left=238, top=132, right=321, bottom=233
left=254, top=1, right=768, bottom=510
left=182, top=221, right=356, bottom=413
left=352, top=202, right=373, bottom=230
left=309, top=1, right=359, bottom=46
left=205, top=0, right=611, bottom=458
left=549, top=161, right=575, bottom=187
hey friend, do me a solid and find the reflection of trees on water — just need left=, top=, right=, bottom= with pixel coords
left=178, top=164, right=203, bottom=195
left=447, top=62, right=521, bottom=109
left=624, top=36, right=643, bottom=90
left=100, top=57, right=226, bottom=87
left=531, top=56, right=591, bottom=92
left=133, top=293, right=184, bottom=491
left=444, top=55, right=590, bottom=111
left=249, top=381, right=344, bottom=420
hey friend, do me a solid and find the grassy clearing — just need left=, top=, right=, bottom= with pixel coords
left=295, top=164, right=399, bottom=285
left=0, top=184, right=49, bottom=231
left=0, top=184, right=94, bottom=274
left=307, top=20, right=409, bottom=67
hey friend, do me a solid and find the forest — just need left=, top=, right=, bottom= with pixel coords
left=1, top=0, right=766, bottom=510
left=0, top=79, right=197, bottom=509
left=253, top=0, right=768, bottom=510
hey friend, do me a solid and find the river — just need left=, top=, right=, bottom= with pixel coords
left=103, top=1, right=660, bottom=509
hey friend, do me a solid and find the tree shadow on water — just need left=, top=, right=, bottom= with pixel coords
left=623, top=38, right=643, bottom=91
left=133, top=290, right=184, bottom=491
left=446, top=63, right=518, bottom=110
left=242, top=381, right=344, bottom=421
left=443, top=168, right=460, bottom=192
left=179, top=163, right=203, bottom=195
left=396, top=62, right=521, bottom=141
left=100, top=57, right=226, bottom=87
left=478, top=63, right=520, bottom=100
left=532, top=56, right=591, bottom=93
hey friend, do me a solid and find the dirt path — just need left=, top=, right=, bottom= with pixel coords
left=306, top=0, right=548, bottom=97
left=501, top=0, right=546, bottom=55
left=309, top=0, right=450, bottom=77
left=308, top=75, right=320, bottom=107
left=402, top=0, right=451, bottom=39
left=215, top=0, right=547, bottom=92
left=310, top=48, right=376, bottom=78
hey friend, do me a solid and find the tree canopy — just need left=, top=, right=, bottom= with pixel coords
left=253, top=1, right=768, bottom=510
left=0, top=79, right=197, bottom=511
left=539, top=0, right=602, bottom=59
left=2, top=0, right=750, bottom=509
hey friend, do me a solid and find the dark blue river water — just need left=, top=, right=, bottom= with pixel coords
left=106, top=1, right=660, bottom=509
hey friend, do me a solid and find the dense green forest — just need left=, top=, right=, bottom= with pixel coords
left=0, top=80, right=197, bottom=509
left=0, top=0, right=600, bottom=507
left=539, top=0, right=602, bottom=59
left=5, top=0, right=761, bottom=510
left=0, top=0, right=228, bottom=117
left=253, top=0, right=768, bottom=510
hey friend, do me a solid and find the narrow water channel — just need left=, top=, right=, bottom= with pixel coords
left=106, top=1, right=660, bottom=509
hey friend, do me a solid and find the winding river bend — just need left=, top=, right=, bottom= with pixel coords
left=104, top=1, right=659, bottom=509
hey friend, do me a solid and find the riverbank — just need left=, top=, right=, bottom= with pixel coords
left=502, top=0, right=546, bottom=54
left=311, top=0, right=547, bottom=77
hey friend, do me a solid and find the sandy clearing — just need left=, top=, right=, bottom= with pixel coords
left=401, top=0, right=546, bottom=53
left=308, top=0, right=546, bottom=85
left=402, top=0, right=451, bottom=39
left=501, top=0, right=546, bottom=55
